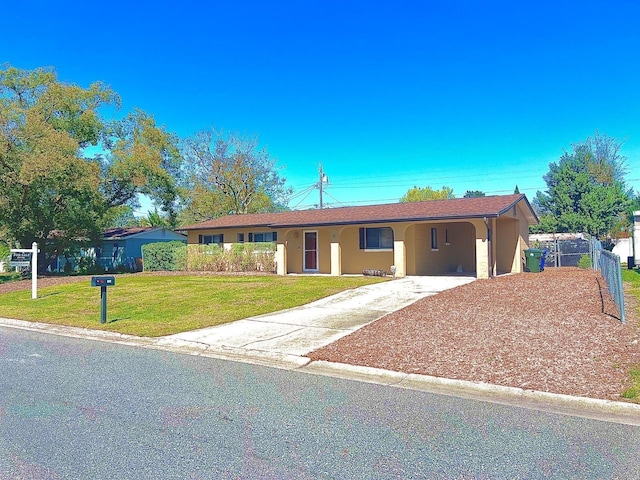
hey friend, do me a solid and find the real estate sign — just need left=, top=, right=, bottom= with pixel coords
left=9, top=251, right=32, bottom=267
left=10, top=243, right=39, bottom=299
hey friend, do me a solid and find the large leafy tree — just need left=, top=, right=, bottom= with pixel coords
left=400, top=185, right=455, bottom=202
left=0, top=65, right=181, bottom=261
left=101, top=109, right=182, bottom=225
left=178, top=128, right=290, bottom=225
left=532, top=133, right=632, bottom=237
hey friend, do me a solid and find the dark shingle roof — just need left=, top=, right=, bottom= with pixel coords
left=181, top=194, right=538, bottom=231
left=102, top=227, right=154, bottom=239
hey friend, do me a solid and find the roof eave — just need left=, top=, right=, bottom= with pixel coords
left=270, top=213, right=504, bottom=229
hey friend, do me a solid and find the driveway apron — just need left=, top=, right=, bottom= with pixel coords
left=165, top=276, right=475, bottom=358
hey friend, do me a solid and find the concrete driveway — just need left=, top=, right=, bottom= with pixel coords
left=163, top=276, right=475, bottom=361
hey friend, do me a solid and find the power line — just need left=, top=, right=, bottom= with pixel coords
left=289, top=185, right=546, bottom=210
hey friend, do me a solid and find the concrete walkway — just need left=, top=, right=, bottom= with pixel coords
left=162, top=275, right=476, bottom=360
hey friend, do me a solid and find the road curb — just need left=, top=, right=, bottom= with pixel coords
left=302, top=361, right=640, bottom=426
left=2, top=316, right=639, bottom=425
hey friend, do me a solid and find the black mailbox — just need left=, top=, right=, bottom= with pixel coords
left=91, top=276, right=115, bottom=287
left=90, top=276, right=116, bottom=323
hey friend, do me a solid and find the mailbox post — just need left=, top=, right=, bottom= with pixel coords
left=91, top=276, right=115, bottom=323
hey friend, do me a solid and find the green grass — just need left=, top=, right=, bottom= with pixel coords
left=621, top=268, right=640, bottom=402
left=622, top=367, right=640, bottom=400
left=0, top=274, right=386, bottom=337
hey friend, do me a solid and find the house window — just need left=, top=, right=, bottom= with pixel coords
left=198, top=234, right=224, bottom=245
left=431, top=228, right=438, bottom=250
left=359, top=227, right=394, bottom=250
left=237, top=233, right=245, bottom=243
left=445, top=229, right=450, bottom=245
left=248, top=232, right=277, bottom=242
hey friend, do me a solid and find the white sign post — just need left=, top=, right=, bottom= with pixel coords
left=10, top=242, right=39, bottom=299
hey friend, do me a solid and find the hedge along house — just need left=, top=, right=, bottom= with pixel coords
left=181, top=194, right=538, bottom=279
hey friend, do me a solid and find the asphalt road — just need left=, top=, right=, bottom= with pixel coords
left=1, top=327, right=639, bottom=479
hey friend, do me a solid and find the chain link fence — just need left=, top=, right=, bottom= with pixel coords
left=533, top=237, right=590, bottom=267
left=531, top=235, right=625, bottom=323
left=591, top=238, right=625, bottom=324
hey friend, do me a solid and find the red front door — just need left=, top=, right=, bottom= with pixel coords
left=304, top=231, right=318, bottom=271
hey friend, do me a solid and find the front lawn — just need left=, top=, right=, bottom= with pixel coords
left=622, top=268, right=640, bottom=402
left=0, top=274, right=386, bottom=337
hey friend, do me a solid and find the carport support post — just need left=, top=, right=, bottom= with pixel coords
left=392, top=226, right=407, bottom=277
left=276, top=241, right=287, bottom=276
left=330, top=229, right=341, bottom=276
left=472, top=219, right=490, bottom=279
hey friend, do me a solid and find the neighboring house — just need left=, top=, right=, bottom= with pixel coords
left=181, top=194, right=538, bottom=279
left=98, top=227, right=187, bottom=271
left=612, top=238, right=633, bottom=262
left=54, top=227, right=187, bottom=272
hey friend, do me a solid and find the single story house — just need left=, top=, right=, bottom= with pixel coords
left=181, top=194, right=538, bottom=279
left=51, top=227, right=187, bottom=272
left=97, top=227, right=187, bottom=270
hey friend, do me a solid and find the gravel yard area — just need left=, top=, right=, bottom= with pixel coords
left=308, top=268, right=640, bottom=402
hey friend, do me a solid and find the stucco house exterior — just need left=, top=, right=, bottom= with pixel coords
left=181, top=194, right=538, bottom=279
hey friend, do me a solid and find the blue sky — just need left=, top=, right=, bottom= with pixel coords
left=3, top=1, right=640, bottom=212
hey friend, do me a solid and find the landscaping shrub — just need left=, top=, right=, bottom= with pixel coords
left=0, top=242, right=10, bottom=264
left=0, top=271, right=21, bottom=284
left=77, top=257, right=106, bottom=275
left=142, top=241, right=188, bottom=271
left=577, top=254, right=592, bottom=269
left=186, top=243, right=275, bottom=273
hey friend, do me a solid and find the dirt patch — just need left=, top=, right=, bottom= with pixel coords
left=308, top=268, right=640, bottom=402
left=0, top=275, right=97, bottom=295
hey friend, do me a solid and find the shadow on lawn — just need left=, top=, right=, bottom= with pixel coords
left=37, top=291, right=63, bottom=299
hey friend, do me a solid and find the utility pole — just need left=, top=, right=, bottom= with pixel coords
left=318, top=164, right=328, bottom=209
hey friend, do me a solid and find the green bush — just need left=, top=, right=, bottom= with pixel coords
left=0, top=271, right=22, bottom=284
left=77, top=256, right=105, bottom=275
left=0, top=242, right=10, bottom=264
left=577, top=254, right=592, bottom=269
left=142, top=241, right=187, bottom=271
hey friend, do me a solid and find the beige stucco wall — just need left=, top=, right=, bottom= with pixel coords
left=340, top=226, right=395, bottom=274
left=280, top=228, right=333, bottom=274
left=517, top=203, right=532, bottom=271
left=412, top=222, right=475, bottom=275
left=284, top=230, right=302, bottom=273
left=494, top=202, right=532, bottom=274
left=317, top=229, right=332, bottom=273
left=285, top=226, right=398, bottom=275
left=496, top=218, right=518, bottom=274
